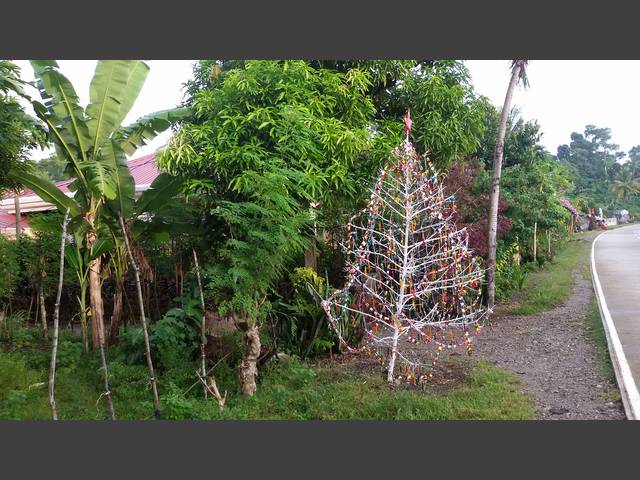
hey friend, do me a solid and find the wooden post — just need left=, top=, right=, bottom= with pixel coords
left=533, top=222, right=537, bottom=263
left=14, top=194, right=21, bottom=237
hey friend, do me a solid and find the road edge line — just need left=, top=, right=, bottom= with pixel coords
left=591, top=231, right=640, bottom=420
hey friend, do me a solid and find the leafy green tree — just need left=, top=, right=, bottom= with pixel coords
left=0, top=236, right=19, bottom=337
left=161, top=60, right=379, bottom=395
left=476, top=104, right=546, bottom=169
left=35, top=153, right=67, bottom=182
left=499, top=157, right=573, bottom=257
left=557, top=125, right=620, bottom=209
left=1, top=61, right=45, bottom=194
left=627, top=145, right=640, bottom=177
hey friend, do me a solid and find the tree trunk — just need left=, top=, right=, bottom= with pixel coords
left=237, top=321, right=261, bottom=397
left=192, top=249, right=208, bottom=399
left=119, top=216, right=161, bottom=418
left=386, top=324, right=400, bottom=383
left=304, top=240, right=317, bottom=272
left=486, top=60, right=524, bottom=313
left=49, top=211, right=69, bottom=420
left=14, top=194, right=21, bottom=237
left=108, top=278, right=124, bottom=345
left=39, top=286, right=48, bottom=338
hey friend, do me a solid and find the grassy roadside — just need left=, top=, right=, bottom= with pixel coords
left=0, top=342, right=535, bottom=420
left=505, top=232, right=596, bottom=315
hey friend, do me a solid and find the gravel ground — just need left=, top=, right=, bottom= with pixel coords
left=473, top=270, right=625, bottom=420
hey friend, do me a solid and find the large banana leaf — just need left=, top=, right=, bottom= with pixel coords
left=115, top=107, right=191, bottom=156
left=77, top=158, right=118, bottom=200
left=14, top=169, right=82, bottom=217
left=134, top=172, right=183, bottom=215
left=100, top=139, right=135, bottom=217
left=112, top=61, right=149, bottom=128
left=86, top=61, right=149, bottom=155
left=30, top=61, right=91, bottom=164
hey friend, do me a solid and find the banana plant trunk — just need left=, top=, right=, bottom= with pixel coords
left=88, top=255, right=104, bottom=350
left=78, top=284, right=89, bottom=353
left=237, top=319, right=261, bottom=397
left=109, top=278, right=124, bottom=345
left=86, top=232, right=115, bottom=419
left=486, top=60, right=524, bottom=313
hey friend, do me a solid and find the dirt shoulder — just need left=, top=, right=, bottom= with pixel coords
left=473, top=235, right=624, bottom=420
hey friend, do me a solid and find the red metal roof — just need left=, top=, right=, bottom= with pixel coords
left=0, top=209, right=28, bottom=229
left=17, top=153, right=160, bottom=198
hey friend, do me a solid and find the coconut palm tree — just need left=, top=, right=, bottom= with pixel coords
left=486, top=60, right=528, bottom=313
left=610, top=166, right=640, bottom=201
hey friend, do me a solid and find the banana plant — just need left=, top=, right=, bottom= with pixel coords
left=10, top=60, right=190, bottom=419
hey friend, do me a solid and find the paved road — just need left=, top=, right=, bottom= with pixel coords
left=592, top=224, right=640, bottom=419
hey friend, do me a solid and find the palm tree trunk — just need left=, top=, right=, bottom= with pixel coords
left=49, top=211, right=70, bottom=420
left=119, top=216, right=161, bottom=418
left=486, top=61, right=524, bottom=313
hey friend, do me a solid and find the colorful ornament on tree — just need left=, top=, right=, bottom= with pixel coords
left=321, top=112, right=486, bottom=384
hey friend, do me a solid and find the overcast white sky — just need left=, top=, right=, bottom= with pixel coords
left=13, top=60, right=640, bottom=161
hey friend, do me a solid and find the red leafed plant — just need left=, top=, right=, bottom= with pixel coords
left=443, top=160, right=512, bottom=258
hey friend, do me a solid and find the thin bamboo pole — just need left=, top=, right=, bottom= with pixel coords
left=49, top=210, right=70, bottom=420
left=192, top=249, right=208, bottom=399
left=119, top=216, right=161, bottom=418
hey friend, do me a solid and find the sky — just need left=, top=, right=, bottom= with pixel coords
left=466, top=60, right=640, bottom=158
left=12, top=60, right=640, bottom=161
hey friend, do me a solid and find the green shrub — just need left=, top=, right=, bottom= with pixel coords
left=495, top=243, right=529, bottom=301
left=273, top=267, right=336, bottom=358
left=56, top=340, right=83, bottom=369
left=115, top=302, right=200, bottom=371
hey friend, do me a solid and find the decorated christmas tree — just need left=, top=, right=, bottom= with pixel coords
left=322, top=112, right=486, bottom=384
